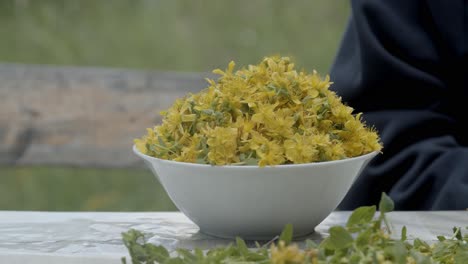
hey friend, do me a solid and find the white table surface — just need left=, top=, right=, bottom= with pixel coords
left=0, top=211, right=467, bottom=263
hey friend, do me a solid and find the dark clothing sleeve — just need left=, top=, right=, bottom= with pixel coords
left=330, top=0, right=468, bottom=210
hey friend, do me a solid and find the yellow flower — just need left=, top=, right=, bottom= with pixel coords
left=234, top=116, right=255, bottom=141
left=249, top=132, right=284, bottom=167
left=251, top=102, right=278, bottom=125
left=134, top=56, right=382, bottom=165
left=205, top=127, right=239, bottom=165
left=263, top=108, right=295, bottom=139
left=174, top=134, right=203, bottom=163
left=270, top=241, right=305, bottom=264
left=284, top=134, right=319, bottom=163
left=330, top=99, right=353, bottom=122
left=321, top=140, right=346, bottom=161
left=134, top=138, right=147, bottom=154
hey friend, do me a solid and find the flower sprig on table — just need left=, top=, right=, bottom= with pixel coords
left=121, top=193, right=468, bottom=264
left=135, top=56, right=382, bottom=166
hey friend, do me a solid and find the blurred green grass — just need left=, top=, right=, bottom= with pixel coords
left=0, top=0, right=349, bottom=211
left=0, top=166, right=176, bottom=211
left=0, top=0, right=349, bottom=73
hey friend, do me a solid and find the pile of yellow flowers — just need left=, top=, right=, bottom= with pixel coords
left=135, top=56, right=382, bottom=166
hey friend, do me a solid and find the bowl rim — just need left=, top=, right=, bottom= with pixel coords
left=133, top=145, right=379, bottom=169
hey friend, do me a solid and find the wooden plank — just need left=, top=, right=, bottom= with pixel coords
left=0, top=64, right=211, bottom=167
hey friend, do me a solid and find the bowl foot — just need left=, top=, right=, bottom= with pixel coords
left=199, top=229, right=317, bottom=241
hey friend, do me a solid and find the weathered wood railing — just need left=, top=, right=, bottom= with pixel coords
left=0, top=64, right=211, bottom=167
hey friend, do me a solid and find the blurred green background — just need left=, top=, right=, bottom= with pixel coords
left=0, top=0, right=349, bottom=211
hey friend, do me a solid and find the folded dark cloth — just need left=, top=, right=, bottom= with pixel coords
left=331, top=0, right=468, bottom=210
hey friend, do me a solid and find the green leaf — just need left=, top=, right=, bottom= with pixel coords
left=195, top=158, right=206, bottom=164
left=236, top=237, right=249, bottom=256
left=158, top=136, right=167, bottom=148
left=293, top=112, right=301, bottom=122
left=121, top=229, right=149, bottom=264
left=379, top=192, right=394, bottom=233
left=453, top=227, right=463, bottom=240
left=355, top=228, right=372, bottom=248
left=432, top=240, right=454, bottom=261
left=163, top=257, right=185, bottom=264
left=254, top=241, right=262, bottom=248
left=145, top=244, right=169, bottom=263
left=279, top=224, right=294, bottom=245
left=401, top=226, right=407, bottom=241
left=379, top=192, right=394, bottom=214
left=246, top=251, right=269, bottom=261
left=346, top=205, right=376, bottom=230
left=301, top=95, right=313, bottom=104
left=455, top=250, right=468, bottom=264
left=319, top=237, right=333, bottom=250
left=207, top=247, right=231, bottom=261
left=266, top=84, right=278, bottom=92
left=176, top=248, right=196, bottom=262
left=349, top=254, right=362, bottom=263
left=413, top=238, right=423, bottom=248
left=243, top=158, right=259, bottom=165
left=305, top=239, right=318, bottom=249
left=239, top=153, right=246, bottom=161
left=132, top=244, right=147, bottom=262
left=121, top=205, right=468, bottom=264
left=327, top=226, right=354, bottom=250
left=201, top=109, right=214, bottom=115
left=194, top=248, right=204, bottom=261
left=413, top=238, right=430, bottom=251
left=410, top=250, right=432, bottom=264
left=385, top=240, right=407, bottom=264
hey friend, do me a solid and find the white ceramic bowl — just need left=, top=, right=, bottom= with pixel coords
left=133, top=145, right=377, bottom=239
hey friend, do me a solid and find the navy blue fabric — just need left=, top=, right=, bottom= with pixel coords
left=331, top=0, right=468, bottom=210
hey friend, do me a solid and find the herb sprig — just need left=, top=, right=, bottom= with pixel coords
left=122, top=193, right=468, bottom=264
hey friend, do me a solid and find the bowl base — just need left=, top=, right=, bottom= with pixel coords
left=199, top=229, right=317, bottom=241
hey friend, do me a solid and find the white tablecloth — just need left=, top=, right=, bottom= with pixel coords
left=1, top=211, right=466, bottom=263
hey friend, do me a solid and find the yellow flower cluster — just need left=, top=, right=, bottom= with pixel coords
left=135, top=56, right=382, bottom=166
left=270, top=241, right=307, bottom=264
